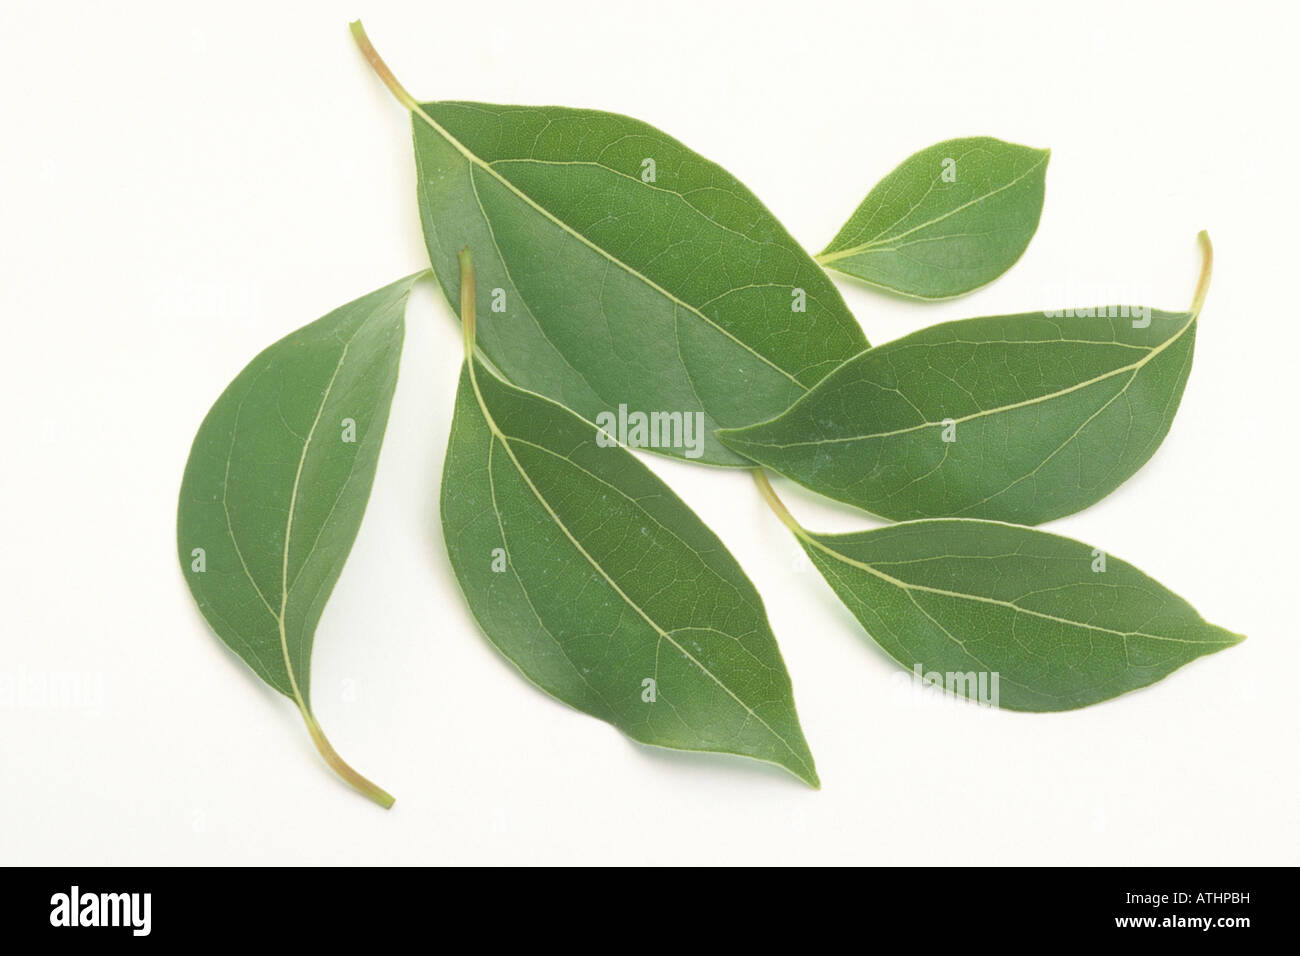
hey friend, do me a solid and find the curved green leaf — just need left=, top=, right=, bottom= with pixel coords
left=441, top=249, right=818, bottom=786
left=817, top=136, right=1048, bottom=299
left=721, top=233, right=1212, bottom=525
left=755, top=473, right=1244, bottom=712
left=352, top=22, right=866, bottom=467
left=177, top=274, right=422, bottom=807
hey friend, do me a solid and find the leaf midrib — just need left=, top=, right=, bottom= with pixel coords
left=816, top=555, right=1052, bottom=698
left=803, top=530, right=1234, bottom=648
left=483, top=437, right=619, bottom=718
left=467, top=362, right=813, bottom=777
left=817, top=149, right=1048, bottom=264
left=276, top=336, right=354, bottom=711
left=731, top=311, right=1196, bottom=451
left=218, top=305, right=388, bottom=709
left=412, top=103, right=807, bottom=391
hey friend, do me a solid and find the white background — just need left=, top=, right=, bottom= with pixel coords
left=2, top=0, right=1297, bottom=865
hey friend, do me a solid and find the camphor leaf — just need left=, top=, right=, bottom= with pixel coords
left=441, top=248, right=818, bottom=786
left=721, top=233, right=1213, bottom=526
left=351, top=21, right=867, bottom=467
left=177, top=274, right=424, bottom=807
left=817, top=137, right=1049, bottom=299
left=754, top=473, right=1244, bottom=712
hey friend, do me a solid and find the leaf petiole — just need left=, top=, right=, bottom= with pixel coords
left=349, top=20, right=420, bottom=113
left=300, top=707, right=395, bottom=809
left=752, top=469, right=813, bottom=544
left=458, top=246, right=477, bottom=358
left=1191, top=230, right=1213, bottom=317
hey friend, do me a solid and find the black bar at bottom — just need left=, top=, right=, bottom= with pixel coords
left=0, top=865, right=1280, bottom=943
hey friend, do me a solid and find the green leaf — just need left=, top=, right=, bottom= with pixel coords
left=351, top=22, right=867, bottom=467
left=755, top=473, right=1244, bottom=712
left=721, top=233, right=1213, bottom=525
left=817, top=136, right=1049, bottom=299
left=177, top=273, right=423, bottom=807
left=441, top=248, right=818, bottom=786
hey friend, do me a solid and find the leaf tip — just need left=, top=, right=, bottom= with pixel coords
left=778, top=750, right=820, bottom=789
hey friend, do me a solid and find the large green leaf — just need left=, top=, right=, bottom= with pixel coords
left=817, top=136, right=1048, bottom=299
left=177, top=274, right=422, bottom=807
left=721, top=233, right=1212, bottom=525
left=441, top=249, right=818, bottom=786
left=351, top=22, right=866, bottom=467
left=755, top=473, right=1244, bottom=712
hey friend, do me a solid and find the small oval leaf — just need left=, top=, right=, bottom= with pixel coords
left=817, top=136, right=1049, bottom=299
left=722, top=234, right=1212, bottom=525
left=441, top=250, right=818, bottom=786
left=755, top=474, right=1244, bottom=712
left=177, top=274, right=422, bottom=806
